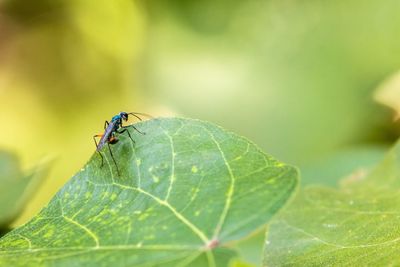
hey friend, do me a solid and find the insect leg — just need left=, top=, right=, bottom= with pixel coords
left=93, top=134, right=104, bottom=167
left=104, top=120, right=110, bottom=130
left=117, top=128, right=135, bottom=144
left=123, top=124, right=146, bottom=135
left=107, top=142, right=120, bottom=176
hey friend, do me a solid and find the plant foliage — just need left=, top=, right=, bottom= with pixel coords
left=0, top=118, right=298, bottom=266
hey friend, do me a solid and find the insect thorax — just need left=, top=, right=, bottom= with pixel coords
left=111, top=114, right=121, bottom=122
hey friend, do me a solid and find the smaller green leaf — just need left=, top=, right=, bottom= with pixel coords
left=229, top=259, right=257, bottom=267
left=0, top=150, right=48, bottom=230
left=264, top=141, right=400, bottom=266
left=231, top=229, right=266, bottom=266
left=301, top=145, right=386, bottom=186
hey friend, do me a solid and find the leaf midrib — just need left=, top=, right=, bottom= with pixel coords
left=98, top=121, right=238, bottom=246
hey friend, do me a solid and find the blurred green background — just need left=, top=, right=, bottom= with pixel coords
left=0, top=0, right=399, bottom=228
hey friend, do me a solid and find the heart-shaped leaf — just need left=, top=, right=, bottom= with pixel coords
left=264, top=141, right=400, bottom=266
left=0, top=118, right=298, bottom=266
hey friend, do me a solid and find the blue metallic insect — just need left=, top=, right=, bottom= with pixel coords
left=93, top=111, right=149, bottom=176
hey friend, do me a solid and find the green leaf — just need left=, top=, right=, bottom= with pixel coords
left=0, top=118, right=298, bottom=266
left=301, top=145, right=387, bottom=187
left=264, top=141, right=400, bottom=266
left=0, top=151, right=47, bottom=230
left=229, top=259, right=257, bottom=267
left=231, top=229, right=266, bottom=266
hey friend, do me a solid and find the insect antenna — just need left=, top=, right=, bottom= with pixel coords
left=128, top=112, right=153, bottom=121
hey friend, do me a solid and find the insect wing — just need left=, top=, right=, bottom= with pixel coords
left=97, top=121, right=117, bottom=151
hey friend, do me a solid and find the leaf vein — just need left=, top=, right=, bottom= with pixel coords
left=62, top=216, right=100, bottom=248
left=200, top=126, right=235, bottom=240
left=113, top=182, right=210, bottom=245
left=161, top=128, right=176, bottom=201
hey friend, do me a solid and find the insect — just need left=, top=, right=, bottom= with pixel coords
left=93, top=111, right=149, bottom=176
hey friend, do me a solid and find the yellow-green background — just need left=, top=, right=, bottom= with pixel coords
left=0, top=0, right=399, bottom=226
